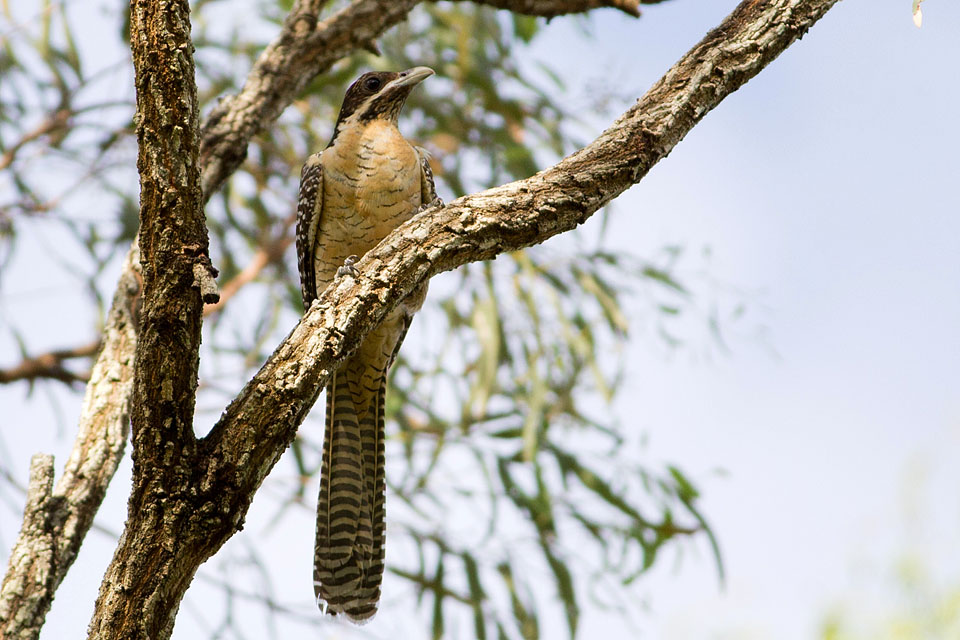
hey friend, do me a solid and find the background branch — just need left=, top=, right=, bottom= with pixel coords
left=0, top=109, right=71, bottom=173
left=0, top=246, right=140, bottom=640
left=0, top=341, right=100, bottom=386
left=0, top=455, right=57, bottom=640
left=203, top=0, right=840, bottom=575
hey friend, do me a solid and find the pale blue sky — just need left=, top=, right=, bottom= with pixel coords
left=558, top=1, right=960, bottom=636
left=2, top=1, right=959, bottom=639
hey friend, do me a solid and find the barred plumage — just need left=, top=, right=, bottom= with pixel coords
left=296, top=67, right=436, bottom=622
left=295, top=155, right=323, bottom=309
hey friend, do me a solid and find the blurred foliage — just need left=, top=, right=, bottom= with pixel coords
left=819, top=466, right=960, bottom=640
left=0, top=0, right=747, bottom=638
left=822, top=579, right=960, bottom=640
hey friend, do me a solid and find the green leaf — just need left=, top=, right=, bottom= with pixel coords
left=642, top=265, right=689, bottom=294
left=463, top=553, right=487, bottom=640
left=512, top=15, right=539, bottom=43
left=540, top=541, right=578, bottom=637
left=432, top=553, right=445, bottom=640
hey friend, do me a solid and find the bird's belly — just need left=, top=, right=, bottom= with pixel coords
left=315, top=147, right=421, bottom=290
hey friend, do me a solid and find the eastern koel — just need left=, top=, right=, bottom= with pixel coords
left=295, top=67, right=440, bottom=621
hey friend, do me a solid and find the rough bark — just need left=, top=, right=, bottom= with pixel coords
left=0, top=456, right=57, bottom=640
left=96, top=1, right=839, bottom=638
left=84, top=0, right=211, bottom=636
left=0, top=246, right=140, bottom=640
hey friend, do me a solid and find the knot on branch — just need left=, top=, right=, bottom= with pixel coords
left=183, top=244, right=221, bottom=304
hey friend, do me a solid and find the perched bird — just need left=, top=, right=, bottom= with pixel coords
left=295, top=67, right=440, bottom=621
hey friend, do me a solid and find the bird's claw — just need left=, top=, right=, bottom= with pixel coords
left=336, top=255, right=359, bottom=279
left=416, top=195, right=444, bottom=215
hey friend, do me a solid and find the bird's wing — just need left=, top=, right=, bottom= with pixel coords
left=415, top=146, right=440, bottom=207
left=295, top=153, right=324, bottom=310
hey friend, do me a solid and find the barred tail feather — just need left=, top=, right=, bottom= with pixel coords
left=314, top=371, right=374, bottom=617
left=314, top=334, right=393, bottom=621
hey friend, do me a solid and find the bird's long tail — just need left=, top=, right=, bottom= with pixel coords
left=313, top=318, right=405, bottom=622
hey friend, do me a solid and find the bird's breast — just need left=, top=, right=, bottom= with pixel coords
left=323, top=123, right=421, bottom=229
left=315, top=122, right=422, bottom=288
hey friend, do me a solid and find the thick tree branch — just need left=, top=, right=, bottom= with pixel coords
left=124, top=0, right=207, bottom=445
left=191, top=0, right=841, bottom=601
left=85, top=0, right=209, bottom=636
left=0, top=245, right=140, bottom=640
left=199, top=0, right=648, bottom=198
left=0, top=455, right=57, bottom=640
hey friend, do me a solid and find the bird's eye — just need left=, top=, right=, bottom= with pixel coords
left=364, top=77, right=382, bottom=92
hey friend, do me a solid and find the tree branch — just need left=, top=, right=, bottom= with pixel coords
left=85, top=0, right=209, bottom=635
left=0, top=341, right=100, bottom=386
left=0, top=109, right=71, bottom=172
left=199, top=0, right=650, bottom=198
left=204, top=0, right=841, bottom=495
left=0, top=245, right=140, bottom=640
left=0, top=455, right=57, bottom=640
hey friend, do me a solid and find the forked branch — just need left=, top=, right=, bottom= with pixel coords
left=204, top=0, right=840, bottom=565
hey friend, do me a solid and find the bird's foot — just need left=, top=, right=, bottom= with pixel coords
left=416, top=195, right=444, bottom=215
left=336, top=255, right=359, bottom=279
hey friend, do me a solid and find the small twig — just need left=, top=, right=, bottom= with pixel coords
left=0, top=340, right=101, bottom=386
left=0, top=109, right=71, bottom=172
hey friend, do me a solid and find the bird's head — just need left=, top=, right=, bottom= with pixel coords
left=328, top=67, right=434, bottom=145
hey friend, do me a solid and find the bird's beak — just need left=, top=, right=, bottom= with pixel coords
left=392, top=66, right=434, bottom=88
